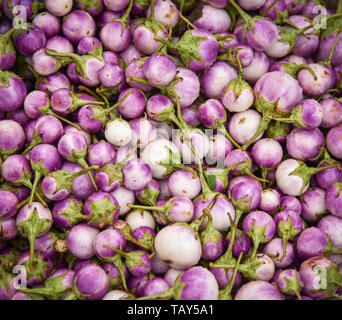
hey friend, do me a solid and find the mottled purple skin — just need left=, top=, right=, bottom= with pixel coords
left=327, top=126, right=342, bottom=160
left=96, top=9, right=123, bottom=27
left=0, top=75, right=27, bottom=113
left=228, top=175, right=263, bottom=193
left=122, top=158, right=152, bottom=191
left=275, top=269, right=304, bottom=296
left=217, top=32, right=238, bottom=54
left=210, top=267, right=242, bottom=290
left=102, top=51, right=121, bottom=65
left=78, top=105, right=105, bottom=133
left=183, top=28, right=218, bottom=71
left=251, top=138, right=283, bottom=168
left=37, top=72, right=71, bottom=95
left=274, top=209, right=304, bottom=237
left=133, top=24, right=168, bottom=55
left=34, top=115, right=64, bottom=144
left=129, top=250, right=152, bottom=277
left=84, top=192, right=120, bottom=228
left=30, top=144, right=62, bottom=173
left=263, top=238, right=295, bottom=268
left=299, top=256, right=337, bottom=300
left=296, top=227, right=330, bottom=260
left=100, top=20, right=131, bottom=52
left=34, top=233, right=58, bottom=261
left=315, top=160, right=342, bottom=190
left=66, top=63, right=81, bottom=85
left=254, top=71, right=303, bottom=114
left=280, top=196, right=302, bottom=215
left=103, top=262, right=129, bottom=289
left=129, top=118, right=157, bottom=149
left=289, top=15, right=319, bottom=57
left=32, top=48, right=63, bottom=77
left=93, top=228, right=127, bottom=260
left=125, top=58, right=153, bottom=92
left=2, top=0, right=37, bottom=20
left=198, top=99, right=225, bottom=128
left=297, top=99, right=324, bottom=128
left=201, top=61, right=238, bottom=99
left=146, top=94, right=173, bottom=121
left=243, top=211, right=276, bottom=242
left=8, top=109, right=29, bottom=126
left=226, top=231, right=251, bottom=258
left=117, top=88, right=146, bottom=119
left=33, top=11, right=61, bottom=38
left=297, top=63, right=335, bottom=97
left=143, top=277, right=170, bottom=297
left=320, top=99, right=342, bottom=129
left=316, top=32, right=342, bottom=68
left=286, top=127, right=324, bottom=161
left=52, top=196, right=84, bottom=229
left=14, top=26, right=46, bottom=56
left=230, top=181, right=262, bottom=211
left=119, top=44, right=142, bottom=64
left=175, top=266, right=218, bottom=300
left=128, top=275, right=149, bottom=298
left=87, top=141, right=116, bottom=167
left=193, top=195, right=235, bottom=232
left=193, top=5, right=231, bottom=34
left=73, top=264, right=109, bottom=300
left=167, top=169, right=201, bottom=200
left=259, top=0, right=287, bottom=19
left=0, top=120, right=26, bottom=155
left=46, top=36, right=74, bottom=54
left=243, top=51, right=270, bottom=84
left=234, top=280, right=283, bottom=300
left=62, top=10, right=96, bottom=44
left=224, top=149, right=252, bottom=175
left=246, top=18, right=278, bottom=52
left=145, top=0, right=179, bottom=27
left=76, top=36, right=101, bottom=56
left=318, top=215, right=342, bottom=250
left=259, top=188, right=281, bottom=212
left=24, top=121, right=36, bottom=144
left=325, top=182, right=342, bottom=218
left=172, top=68, right=200, bottom=108
left=143, top=54, right=176, bottom=86
left=231, top=44, right=254, bottom=68
left=51, top=88, right=76, bottom=115
left=131, top=226, right=156, bottom=243
left=58, top=132, right=88, bottom=160
left=62, top=161, right=96, bottom=200
left=0, top=217, right=17, bottom=240
left=95, top=168, right=122, bottom=193
left=99, top=63, right=124, bottom=88
left=67, top=224, right=100, bottom=259
left=301, top=188, right=327, bottom=222
left=16, top=251, right=54, bottom=287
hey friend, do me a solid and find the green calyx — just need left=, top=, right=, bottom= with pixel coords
left=277, top=62, right=318, bottom=80
left=246, top=221, right=270, bottom=258
left=229, top=191, right=254, bottom=214
left=115, top=222, right=152, bottom=251
left=125, top=250, right=150, bottom=272
left=0, top=28, right=15, bottom=60
left=278, top=219, right=301, bottom=242
left=0, top=248, right=20, bottom=273
left=281, top=272, right=304, bottom=299
left=56, top=198, right=86, bottom=228
left=76, top=0, right=102, bottom=11
left=320, top=234, right=342, bottom=258
left=19, top=251, right=52, bottom=284
left=267, top=120, right=290, bottom=140
left=311, top=262, right=342, bottom=298
left=17, top=208, right=52, bottom=270
left=16, top=272, right=70, bottom=300
left=205, top=169, right=228, bottom=191
left=134, top=0, right=151, bottom=11
left=0, top=69, right=21, bottom=88
left=289, top=161, right=339, bottom=194
left=136, top=186, right=160, bottom=206
left=200, top=214, right=223, bottom=251
left=97, top=163, right=124, bottom=188
left=86, top=195, right=119, bottom=228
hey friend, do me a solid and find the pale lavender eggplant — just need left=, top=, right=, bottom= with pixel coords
left=14, top=25, right=46, bottom=56
left=326, top=126, right=342, bottom=159
left=251, top=138, right=283, bottom=169
left=117, top=88, right=146, bottom=119
left=259, top=188, right=281, bottom=212
left=99, top=63, right=124, bottom=87
left=0, top=71, right=27, bottom=113
left=0, top=190, right=18, bottom=219
left=36, top=72, right=71, bottom=95
left=263, top=237, right=295, bottom=268
left=143, top=54, right=176, bottom=86
left=62, top=10, right=97, bottom=44
left=32, top=11, right=61, bottom=38
left=320, top=98, right=342, bottom=129
left=87, top=140, right=117, bottom=167
left=301, top=187, right=327, bottom=222
left=279, top=195, right=302, bottom=215
left=67, top=223, right=100, bottom=259
left=275, top=269, right=304, bottom=299
left=286, top=127, right=324, bottom=161
left=234, top=280, right=283, bottom=300
left=0, top=120, right=26, bottom=155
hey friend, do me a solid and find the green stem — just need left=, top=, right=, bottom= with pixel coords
left=28, top=171, right=42, bottom=208
left=104, top=91, right=133, bottom=114
left=77, top=158, right=98, bottom=192
left=219, top=125, right=242, bottom=150
left=46, top=110, right=81, bottom=130
left=261, top=0, right=281, bottom=17
left=321, top=31, right=341, bottom=67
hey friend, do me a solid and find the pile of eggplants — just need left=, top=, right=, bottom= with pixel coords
left=1, top=0, right=342, bottom=301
